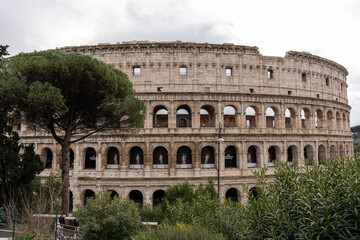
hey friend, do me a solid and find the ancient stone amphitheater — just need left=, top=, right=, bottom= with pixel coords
left=18, top=41, right=352, bottom=210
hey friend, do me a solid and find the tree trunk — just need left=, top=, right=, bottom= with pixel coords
left=61, top=142, right=70, bottom=215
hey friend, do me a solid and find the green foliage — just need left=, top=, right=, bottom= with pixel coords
left=157, top=180, right=241, bottom=238
left=0, top=45, right=9, bottom=59
left=131, top=224, right=226, bottom=240
left=31, top=173, right=62, bottom=213
left=15, top=227, right=50, bottom=240
left=0, top=111, right=43, bottom=204
left=162, top=182, right=196, bottom=205
left=73, top=189, right=140, bottom=240
left=1, top=50, right=146, bottom=214
left=237, top=158, right=360, bottom=239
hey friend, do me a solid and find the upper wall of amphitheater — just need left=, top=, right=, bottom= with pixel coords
left=59, top=41, right=349, bottom=104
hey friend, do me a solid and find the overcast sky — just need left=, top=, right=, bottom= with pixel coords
left=1, top=0, right=359, bottom=126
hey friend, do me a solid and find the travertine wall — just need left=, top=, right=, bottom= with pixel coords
left=19, top=41, right=352, bottom=209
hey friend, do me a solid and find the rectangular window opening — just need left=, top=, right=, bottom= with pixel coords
left=267, top=69, right=273, bottom=79
left=249, top=88, right=254, bottom=93
left=157, top=87, right=163, bottom=92
left=317, top=94, right=320, bottom=98
left=226, top=68, right=232, bottom=77
left=302, top=73, right=307, bottom=82
left=326, top=78, right=329, bottom=86
left=180, top=67, right=187, bottom=76
left=288, top=91, right=292, bottom=95
left=133, top=67, right=141, bottom=76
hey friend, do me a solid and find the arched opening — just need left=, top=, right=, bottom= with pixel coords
left=176, top=146, right=192, bottom=168
left=249, top=187, right=258, bottom=201
left=130, top=147, right=144, bottom=169
left=247, top=146, right=258, bottom=168
left=301, top=108, right=311, bottom=129
left=225, top=188, right=238, bottom=202
left=41, top=148, right=53, bottom=169
left=336, top=112, right=341, bottom=130
left=315, top=109, right=324, bottom=128
left=70, top=149, right=74, bottom=169
left=153, top=190, right=165, bottom=207
left=201, top=146, right=215, bottom=168
left=69, top=191, right=73, bottom=213
left=268, top=146, right=277, bottom=167
left=153, top=106, right=168, bottom=128
left=225, top=146, right=237, bottom=168
left=153, top=146, right=168, bottom=169
left=318, top=145, right=326, bottom=164
left=129, top=190, right=143, bottom=205
left=265, top=107, right=276, bottom=128
left=200, top=105, right=215, bottom=127
left=304, top=145, right=314, bottom=165
left=224, top=106, right=236, bottom=127
left=346, top=145, right=349, bottom=156
left=287, top=145, right=298, bottom=165
left=84, top=190, right=95, bottom=205
left=285, top=108, right=296, bottom=129
left=106, top=147, right=120, bottom=169
left=327, top=111, right=333, bottom=129
left=246, top=106, right=257, bottom=128
left=330, top=145, right=336, bottom=159
left=176, top=105, right=191, bottom=128
left=109, top=190, right=119, bottom=200
left=85, top=148, right=96, bottom=169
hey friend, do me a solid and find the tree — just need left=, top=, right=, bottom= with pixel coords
left=0, top=45, right=44, bottom=204
left=1, top=51, right=146, bottom=214
left=73, top=189, right=140, bottom=240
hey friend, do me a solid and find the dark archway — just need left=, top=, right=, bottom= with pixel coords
left=176, top=146, right=192, bottom=168
left=304, top=145, right=314, bottom=165
left=224, top=106, right=236, bottom=127
left=249, top=187, right=258, bottom=201
left=129, top=190, right=143, bottom=205
left=70, top=149, right=74, bottom=169
left=318, top=145, right=326, bottom=164
left=107, top=147, right=120, bottom=169
left=85, top=148, right=96, bottom=169
left=225, top=188, right=238, bottom=202
left=225, top=146, right=237, bottom=168
left=130, top=147, right=144, bottom=169
left=200, top=105, right=215, bottom=127
left=153, top=146, right=168, bottom=168
left=247, top=146, right=258, bottom=168
left=153, top=190, right=166, bottom=207
left=268, top=146, right=276, bottom=167
left=201, top=146, right=215, bottom=168
left=69, top=191, right=73, bottom=213
left=330, top=145, right=336, bottom=159
left=84, top=190, right=95, bottom=205
left=176, top=105, right=191, bottom=128
left=45, top=148, right=53, bottom=169
left=153, top=106, right=168, bottom=128
left=287, top=145, right=298, bottom=165
left=109, top=190, right=119, bottom=200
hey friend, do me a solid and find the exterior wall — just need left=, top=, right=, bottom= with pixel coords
left=19, top=41, right=352, bottom=209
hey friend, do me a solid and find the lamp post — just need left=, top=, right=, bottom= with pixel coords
left=217, top=123, right=224, bottom=199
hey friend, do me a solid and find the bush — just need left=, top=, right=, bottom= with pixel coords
left=238, top=157, right=360, bottom=239
left=131, top=223, right=226, bottom=240
left=73, top=189, right=140, bottom=240
left=159, top=180, right=242, bottom=238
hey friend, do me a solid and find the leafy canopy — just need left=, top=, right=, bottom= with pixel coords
left=3, top=50, right=145, bottom=143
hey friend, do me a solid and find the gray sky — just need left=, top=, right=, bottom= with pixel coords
left=1, top=0, right=360, bottom=126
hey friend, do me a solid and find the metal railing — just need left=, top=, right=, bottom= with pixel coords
left=55, top=223, right=82, bottom=240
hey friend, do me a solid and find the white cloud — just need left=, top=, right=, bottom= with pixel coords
left=1, top=0, right=359, bottom=125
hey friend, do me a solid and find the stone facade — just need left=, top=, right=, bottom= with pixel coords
left=18, top=41, right=352, bottom=209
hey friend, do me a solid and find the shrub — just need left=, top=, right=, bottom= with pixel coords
left=238, top=157, right=360, bottom=239
left=131, top=223, right=226, bottom=240
left=73, top=189, right=140, bottom=240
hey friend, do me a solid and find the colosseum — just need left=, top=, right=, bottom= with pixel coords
left=18, top=41, right=353, bottom=210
